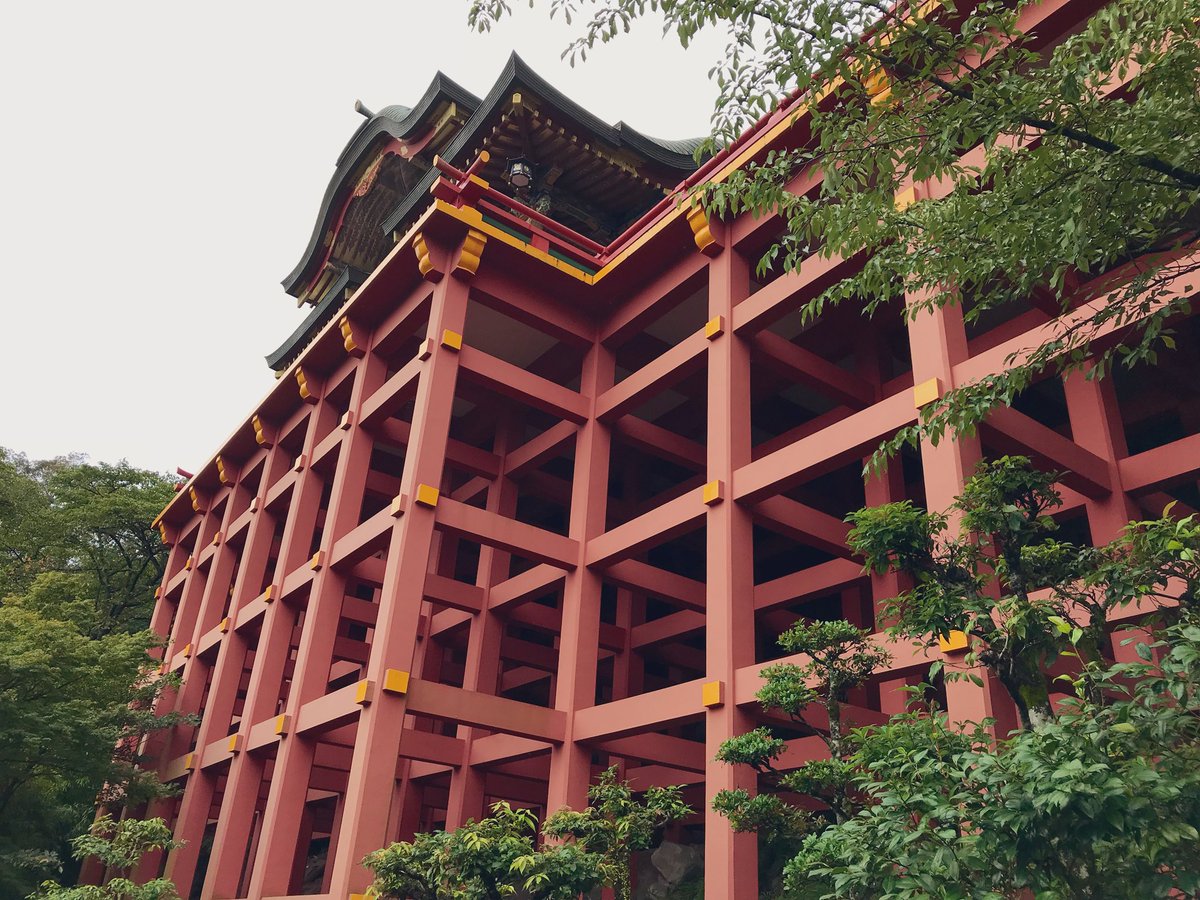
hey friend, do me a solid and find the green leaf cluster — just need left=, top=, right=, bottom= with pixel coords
left=367, top=768, right=691, bottom=900
left=30, top=815, right=181, bottom=900
left=0, top=449, right=180, bottom=895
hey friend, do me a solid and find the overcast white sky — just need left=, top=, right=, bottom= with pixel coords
left=0, top=2, right=721, bottom=473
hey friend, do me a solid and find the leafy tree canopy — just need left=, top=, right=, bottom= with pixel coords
left=0, top=449, right=175, bottom=636
left=0, top=450, right=180, bottom=895
left=30, top=815, right=182, bottom=900
left=714, top=457, right=1200, bottom=898
left=368, top=768, right=691, bottom=900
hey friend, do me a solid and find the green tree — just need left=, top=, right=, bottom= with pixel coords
left=31, top=815, right=181, bottom=900
left=713, top=620, right=887, bottom=834
left=0, top=449, right=180, bottom=895
left=710, top=458, right=1200, bottom=897
left=469, top=0, right=1200, bottom=457
left=529, top=767, right=692, bottom=900
left=367, top=800, right=601, bottom=900
left=367, top=768, right=691, bottom=900
left=789, top=621, right=1200, bottom=899
left=0, top=599, right=186, bottom=896
left=0, top=450, right=175, bottom=637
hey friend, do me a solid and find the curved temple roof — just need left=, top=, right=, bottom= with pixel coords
left=269, top=53, right=704, bottom=371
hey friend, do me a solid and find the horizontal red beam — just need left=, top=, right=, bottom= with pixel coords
left=405, top=679, right=567, bottom=743
left=736, top=391, right=917, bottom=502
left=457, top=346, right=588, bottom=424
left=436, top=497, right=579, bottom=569
left=596, top=330, right=709, bottom=422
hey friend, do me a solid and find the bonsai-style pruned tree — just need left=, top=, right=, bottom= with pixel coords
left=712, top=455, right=1200, bottom=896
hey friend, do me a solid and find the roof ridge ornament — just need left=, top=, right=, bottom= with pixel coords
left=354, top=99, right=374, bottom=119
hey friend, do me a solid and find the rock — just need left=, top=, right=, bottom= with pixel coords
left=651, top=841, right=702, bottom=886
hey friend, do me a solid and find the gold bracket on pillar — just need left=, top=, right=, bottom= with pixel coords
left=212, top=531, right=222, bottom=547
left=704, top=315, right=725, bottom=340
left=354, top=679, right=375, bottom=705
left=894, top=185, right=918, bottom=211
left=686, top=201, right=722, bottom=257
left=913, top=377, right=943, bottom=409
left=251, top=414, right=274, bottom=447
left=415, top=484, right=440, bottom=508
left=274, top=714, right=290, bottom=737
left=309, top=550, right=324, bottom=571
left=261, top=584, right=278, bottom=605
left=183, top=752, right=196, bottom=771
left=216, top=455, right=237, bottom=486
left=228, top=733, right=243, bottom=754
left=938, top=630, right=969, bottom=653
left=414, top=232, right=443, bottom=282
left=158, top=522, right=172, bottom=546
left=339, top=315, right=365, bottom=358
left=184, top=555, right=193, bottom=571
left=702, top=480, right=725, bottom=505
left=701, top=680, right=726, bottom=708
left=452, top=228, right=488, bottom=279
left=382, top=669, right=411, bottom=695
left=295, top=367, right=322, bottom=404
left=188, top=485, right=206, bottom=514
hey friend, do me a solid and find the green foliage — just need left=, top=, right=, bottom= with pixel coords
left=705, top=456, right=1200, bottom=896
left=788, top=623, right=1200, bottom=899
left=0, top=449, right=176, bottom=636
left=368, top=768, right=691, bottom=900
left=30, top=816, right=181, bottom=900
left=0, top=449, right=179, bottom=895
left=713, top=620, right=886, bottom=834
left=367, top=801, right=559, bottom=900
left=539, top=767, right=692, bottom=900
left=468, top=0, right=1200, bottom=465
left=848, top=456, right=1190, bottom=729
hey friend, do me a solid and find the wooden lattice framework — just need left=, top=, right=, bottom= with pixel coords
left=103, top=2, right=1200, bottom=897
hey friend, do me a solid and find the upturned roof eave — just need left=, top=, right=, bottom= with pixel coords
left=280, top=72, right=481, bottom=297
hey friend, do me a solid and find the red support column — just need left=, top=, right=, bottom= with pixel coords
left=906, top=280, right=1017, bottom=736
left=704, top=239, right=759, bottom=900
left=325, top=258, right=471, bottom=897
left=247, top=347, right=388, bottom=898
left=445, top=414, right=517, bottom=829
left=1062, top=365, right=1138, bottom=543
left=546, top=338, right=614, bottom=815
left=201, top=403, right=330, bottom=900
left=163, top=451, right=293, bottom=897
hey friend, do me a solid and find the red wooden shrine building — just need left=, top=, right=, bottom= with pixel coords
left=123, top=5, right=1200, bottom=897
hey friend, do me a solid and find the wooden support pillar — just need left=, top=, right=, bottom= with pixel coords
left=546, top=338, right=614, bottom=815
left=704, top=240, right=759, bottom=900
left=200, top=405, right=328, bottom=900
left=325, top=260, right=471, bottom=897
left=163, top=453, right=292, bottom=897
left=445, top=414, right=517, bottom=829
left=247, top=347, right=387, bottom=898
left=906, top=282, right=1018, bottom=736
left=1062, top=365, right=1138, bottom=543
